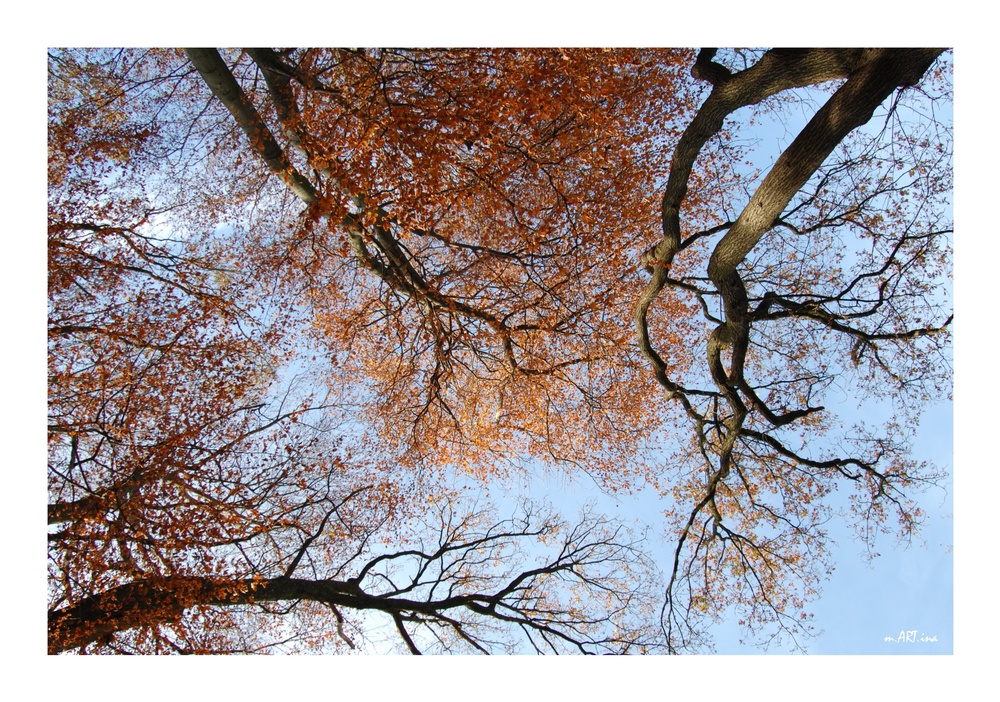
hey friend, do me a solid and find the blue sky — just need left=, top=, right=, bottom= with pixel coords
left=487, top=391, right=953, bottom=655
left=702, top=74, right=955, bottom=654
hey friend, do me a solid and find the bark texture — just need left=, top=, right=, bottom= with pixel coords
left=184, top=48, right=319, bottom=203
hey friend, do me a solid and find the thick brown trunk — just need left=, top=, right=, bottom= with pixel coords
left=707, top=49, right=943, bottom=396
left=707, top=48, right=944, bottom=284
left=47, top=575, right=479, bottom=654
left=184, top=48, right=319, bottom=204
left=636, top=48, right=882, bottom=396
left=636, top=48, right=944, bottom=402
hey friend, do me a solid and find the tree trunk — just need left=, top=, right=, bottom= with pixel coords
left=184, top=48, right=319, bottom=204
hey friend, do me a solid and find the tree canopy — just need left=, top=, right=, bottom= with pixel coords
left=47, top=47, right=952, bottom=654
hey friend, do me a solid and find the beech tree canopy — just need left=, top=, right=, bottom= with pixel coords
left=47, top=47, right=952, bottom=654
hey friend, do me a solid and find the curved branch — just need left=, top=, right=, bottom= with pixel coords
left=636, top=48, right=893, bottom=397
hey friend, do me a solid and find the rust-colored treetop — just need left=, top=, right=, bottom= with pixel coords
left=48, top=48, right=951, bottom=654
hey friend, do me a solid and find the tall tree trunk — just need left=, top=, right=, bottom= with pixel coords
left=184, top=48, right=320, bottom=204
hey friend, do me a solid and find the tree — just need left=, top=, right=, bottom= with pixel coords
left=634, top=48, right=952, bottom=650
left=47, top=47, right=952, bottom=653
